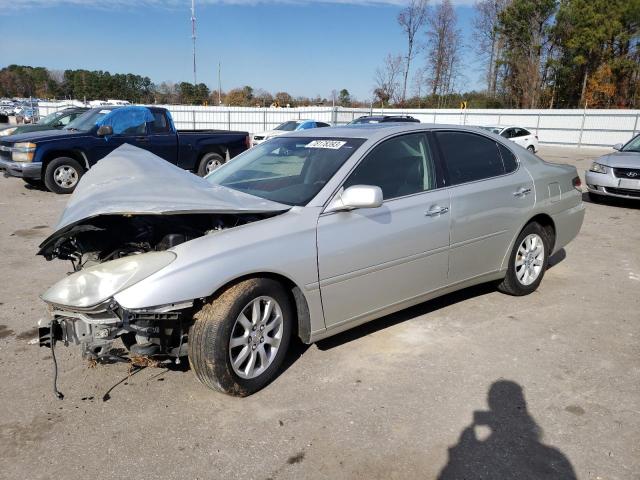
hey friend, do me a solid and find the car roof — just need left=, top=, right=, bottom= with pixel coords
left=281, top=123, right=498, bottom=142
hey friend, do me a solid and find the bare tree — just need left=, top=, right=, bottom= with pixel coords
left=425, top=0, right=462, bottom=99
left=373, top=53, right=404, bottom=106
left=472, top=0, right=508, bottom=96
left=397, top=0, right=430, bottom=104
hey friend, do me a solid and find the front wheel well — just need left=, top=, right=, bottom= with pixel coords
left=41, top=150, right=86, bottom=175
left=205, top=273, right=310, bottom=343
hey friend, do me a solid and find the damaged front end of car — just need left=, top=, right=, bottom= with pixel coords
left=36, top=145, right=289, bottom=393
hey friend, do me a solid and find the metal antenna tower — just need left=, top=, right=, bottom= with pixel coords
left=191, top=0, right=197, bottom=85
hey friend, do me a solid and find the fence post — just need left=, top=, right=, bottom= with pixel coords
left=433, top=111, right=437, bottom=123
left=263, top=109, right=267, bottom=131
left=535, top=113, right=541, bottom=136
left=331, top=106, right=338, bottom=126
left=578, top=108, right=587, bottom=148
left=497, top=114, right=501, bottom=125
left=192, top=110, right=196, bottom=130
left=227, top=109, right=231, bottom=131
left=633, top=113, right=639, bottom=137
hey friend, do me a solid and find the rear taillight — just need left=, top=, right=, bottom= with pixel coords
left=245, top=135, right=251, bottom=149
left=572, top=176, right=582, bottom=190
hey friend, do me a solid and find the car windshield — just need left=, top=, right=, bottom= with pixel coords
left=38, top=111, right=65, bottom=125
left=205, top=136, right=366, bottom=206
left=622, top=135, right=640, bottom=153
left=274, top=121, right=302, bottom=131
left=65, top=108, right=112, bottom=132
left=479, top=126, right=503, bottom=134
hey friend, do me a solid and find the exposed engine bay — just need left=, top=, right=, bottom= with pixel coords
left=39, top=212, right=274, bottom=269
left=38, top=212, right=278, bottom=367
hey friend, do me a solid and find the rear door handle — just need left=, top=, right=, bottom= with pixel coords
left=425, top=206, right=449, bottom=217
left=135, top=136, right=149, bottom=143
left=513, top=187, right=532, bottom=198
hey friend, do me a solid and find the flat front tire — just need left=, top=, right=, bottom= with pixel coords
left=188, top=278, right=293, bottom=396
left=44, top=157, right=84, bottom=194
left=498, top=222, right=552, bottom=296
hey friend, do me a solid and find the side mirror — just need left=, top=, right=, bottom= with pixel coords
left=325, top=185, right=383, bottom=213
left=96, top=125, right=113, bottom=137
left=612, top=143, right=623, bottom=151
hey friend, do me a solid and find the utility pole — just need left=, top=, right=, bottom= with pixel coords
left=191, top=0, right=197, bottom=85
left=218, top=62, right=222, bottom=105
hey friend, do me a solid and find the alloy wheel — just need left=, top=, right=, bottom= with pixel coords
left=515, top=233, right=545, bottom=286
left=53, top=165, right=79, bottom=189
left=229, top=296, right=284, bottom=379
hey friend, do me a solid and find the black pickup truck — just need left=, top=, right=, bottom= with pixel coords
left=0, top=106, right=250, bottom=193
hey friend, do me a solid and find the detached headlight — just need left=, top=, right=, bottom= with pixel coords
left=589, top=162, right=608, bottom=174
left=0, top=127, right=17, bottom=136
left=11, top=142, right=37, bottom=162
left=41, top=251, right=176, bottom=308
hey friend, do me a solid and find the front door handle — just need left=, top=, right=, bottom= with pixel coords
left=135, top=136, right=149, bottom=143
left=425, top=206, right=449, bottom=217
left=513, top=187, right=532, bottom=198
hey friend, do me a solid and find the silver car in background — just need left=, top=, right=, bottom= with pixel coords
left=39, top=124, right=585, bottom=396
left=585, top=134, right=640, bottom=201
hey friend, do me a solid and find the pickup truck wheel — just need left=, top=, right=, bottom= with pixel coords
left=188, top=278, right=292, bottom=396
left=44, top=157, right=84, bottom=194
left=197, top=152, right=225, bottom=176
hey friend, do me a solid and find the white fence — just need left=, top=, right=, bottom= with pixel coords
left=37, top=101, right=640, bottom=148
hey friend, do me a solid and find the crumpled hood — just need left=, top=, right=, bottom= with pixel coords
left=51, top=143, right=290, bottom=232
left=595, top=151, right=640, bottom=169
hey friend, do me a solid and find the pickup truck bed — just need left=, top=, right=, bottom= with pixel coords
left=0, top=106, right=250, bottom=194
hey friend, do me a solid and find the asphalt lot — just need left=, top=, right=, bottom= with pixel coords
left=0, top=146, right=638, bottom=480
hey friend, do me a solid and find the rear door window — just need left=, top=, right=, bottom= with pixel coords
left=150, top=111, right=171, bottom=133
left=435, top=131, right=505, bottom=185
left=498, top=143, right=518, bottom=173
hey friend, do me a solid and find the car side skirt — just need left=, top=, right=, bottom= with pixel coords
left=308, top=270, right=505, bottom=343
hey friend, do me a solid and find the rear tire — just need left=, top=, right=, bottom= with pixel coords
left=188, top=278, right=293, bottom=396
left=527, top=145, right=536, bottom=153
left=498, top=222, right=552, bottom=296
left=197, top=152, right=225, bottom=176
left=44, top=157, right=84, bottom=194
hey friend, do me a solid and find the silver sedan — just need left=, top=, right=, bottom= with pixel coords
left=39, top=124, right=585, bottom=396
left=585, top=135, right=640, bottom=201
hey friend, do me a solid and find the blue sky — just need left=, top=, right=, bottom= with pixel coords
left=0, top=1, right=481, bottom=101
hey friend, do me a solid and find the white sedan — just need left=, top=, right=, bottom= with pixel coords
left=252, top=119, right=330, bottom=146
left=480, top=126, right=539, bottom=153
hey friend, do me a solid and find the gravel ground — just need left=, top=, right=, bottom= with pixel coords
left=0, top=146, right=638, bottom=480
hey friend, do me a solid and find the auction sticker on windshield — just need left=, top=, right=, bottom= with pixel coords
left=305, top=140, right=346, bottom=149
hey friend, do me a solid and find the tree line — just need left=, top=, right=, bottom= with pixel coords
left=0, top=65, right=360, bottom=108
left=375, top=0, right=640, bottom=108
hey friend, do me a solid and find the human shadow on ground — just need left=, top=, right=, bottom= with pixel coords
left=438, top=380, right=577, bottom=480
